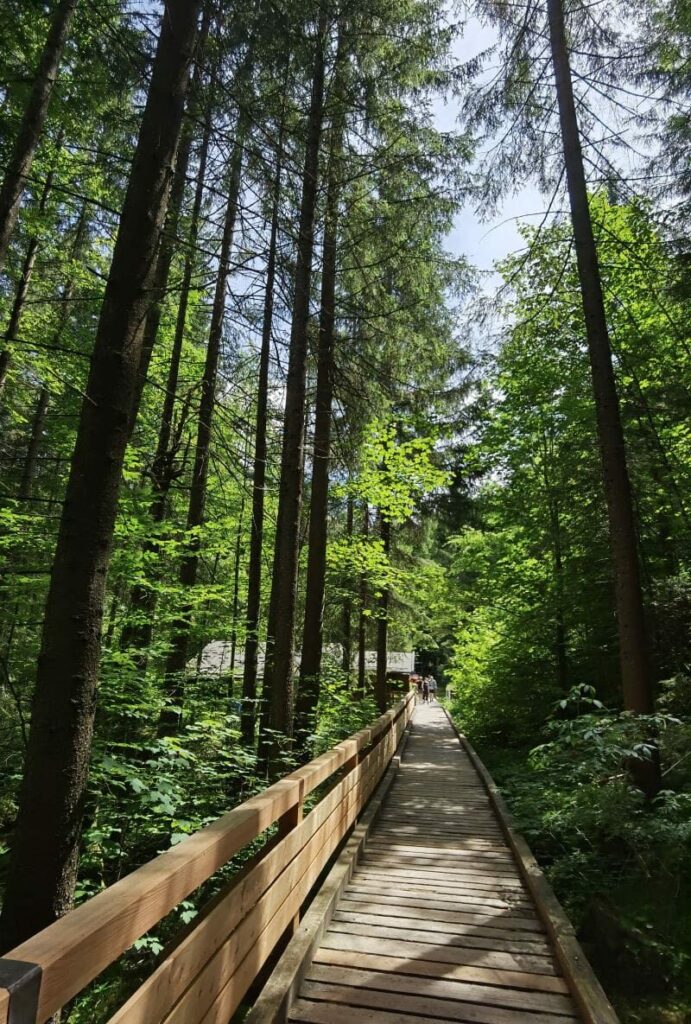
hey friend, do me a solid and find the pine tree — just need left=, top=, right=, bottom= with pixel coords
left=0, top=0, right=202, bottom=951
left=0, top=0, right=78, bottom=271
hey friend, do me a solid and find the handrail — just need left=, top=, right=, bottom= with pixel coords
left=0, top=690, right=414, bottom=1024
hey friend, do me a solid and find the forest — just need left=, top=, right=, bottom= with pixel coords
left=0, top=0, right=689, bottom=1021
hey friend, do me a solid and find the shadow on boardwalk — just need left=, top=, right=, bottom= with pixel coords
left=288, top=704, right=580, bottom=1024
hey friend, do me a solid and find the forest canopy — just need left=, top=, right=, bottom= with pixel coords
left=0, top=0, right=689, bottom=1021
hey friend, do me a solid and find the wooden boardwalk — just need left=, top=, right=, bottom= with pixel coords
left=1, top=694, right=617, bottom=1024
left=288, top=703, right=580, bottom=1024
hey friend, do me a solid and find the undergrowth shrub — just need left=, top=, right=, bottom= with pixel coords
left=454, top=683, right=691, bottom=1021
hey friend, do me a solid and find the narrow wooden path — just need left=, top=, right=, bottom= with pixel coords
left=288, top=703, right=580, bottom=1024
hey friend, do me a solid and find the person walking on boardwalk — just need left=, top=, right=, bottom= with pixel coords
left=421, top=676, right=430, bottom=703
left=428, top=674, right=437, bottom=702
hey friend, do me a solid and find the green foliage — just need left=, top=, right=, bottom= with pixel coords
left=463, top=686, right=691, bottom=1022
left=0, top=2, right=689, bottom=1022
left=312, top=660, right=379, bottom=754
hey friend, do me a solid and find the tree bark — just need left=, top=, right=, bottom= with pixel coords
left=228, top=444, right=249, bottom=693
left=129, top=9, right=211, bottom=431
left=19, top=388, right=50, bottom=500
left=262, top=19, right=327, bottom=769
left=546, top=0, right=659, bottom=792
left=342, top=494, right=354, bottom=676
left=0, top=209, right=86, bottom=652
left=0, top=0, right=78, bottom=272
left=0, top=0, right=201, bottom=952
left=158, top=112, right=246, bottom=735
left=375, top=514, right=390, bottom=713
left=540, top=432, right=569, bottom=691
left=0, top=160, right=58, bottom=396
left=120, top=71, right=214, bottom=671
left=294, top=89, right=344, bottom=745
left=240, top=93, right=287, bottom=748
left=550, top=498, right=568, bottom=691
left=357, top=503, right=369, bottom=694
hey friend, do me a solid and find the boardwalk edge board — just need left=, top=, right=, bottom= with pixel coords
left=243, top=723, right=413, bottom=1024
left=443, top=708, right=621, bottom=1024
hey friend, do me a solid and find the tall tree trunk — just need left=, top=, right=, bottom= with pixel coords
left=546, top=0, right=658, bottom=793
left=19, top=388, right=50, bottom=500
left=550, top=499, right=568, bottom=691
left=0, top=0, right=201, bottom=952
left=262, top=19, right=327, bottom=769
left=129, top=9, right=211, bottom=430
left=0, top=0, right=78, bottom=272
left=0, top=391, right=50, bottom=653
left=540, top=434, right=569, bottom=691
left=120, top=74, right=214, bottom=670
left=294, top=90, right=344, bottom=745
left=357, top=503, right=369, bottom=694
left=228, top=452, right=249, bottom=692
left=240, top=93, right=287, bottom=748
left=158, top=114, right=246, bottom=735
left=342, top=494, right=354, bottom=676
left=375, top=514, right=390, bottom=713
left=0, top=160, right=58, bottom=396
left=0, top=209, right=86, bottom=652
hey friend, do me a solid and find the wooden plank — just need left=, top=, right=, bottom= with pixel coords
left=312, top=948, right=570, bottom=999
left=4, top=693, right=413, bottom=1024
left=163, top=768, right=367, bottom=1024
left=340, top=895, right=545, bottom=932
left=296, top=980, right=577, bottom=1024
left=5, top=688, right=411, bottom=1024
left=356, top=858, right=522, bottom=879
left=291, top=1000, right=441, bottom=1024
left=106, top=747, right=383, bottom=1024
left=373, top=828, right=506, bottom=847
left=319, top=930, right=560, bottom=978
left=360, top=852, right=521, bottom=877
left=450, top=716, right=620, bottom=1024
left=114, top=724, right=400, bottom=1024
left=331, top=909, right=550, bottom=946
left=352, top=868, right=528, bottom=896
left=352, top=868, right=531, bottom=898
left=176, top=722, right=413, bottom=1024
left=327, top=921, right=552, bottom=958
left=357, top=861, right=526, bottom=886
left=346, top=886, right=532, bottom=917
left=242, top=725, right=411, bottom=1024
left=376, top=815, right=499, bottom=831
left=304, top=963, right=577, bottom=1016
left=366, top=839, right=515, bottom=862
left=360, top=851, right=523, bottom=872
left=345, top=884, right=535, bottom=916
left=350, top=875, right=530, bottom=902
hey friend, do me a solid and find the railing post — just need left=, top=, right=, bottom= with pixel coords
left=344, top=747, right=359, bottom=774
left=0, top=959, right=42, bottom=1024
left=277, top=779, right=305, bottom=934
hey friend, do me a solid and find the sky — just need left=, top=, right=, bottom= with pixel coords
left=432, top=17, right=548, bottom=276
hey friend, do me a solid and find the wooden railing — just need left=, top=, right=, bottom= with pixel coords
left=0, top=691, right=414, bottom=1024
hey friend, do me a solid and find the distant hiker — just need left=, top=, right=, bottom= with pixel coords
left=421, top=677, right=430, bottom=703
left=428, top=675, right=437, bottom=701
